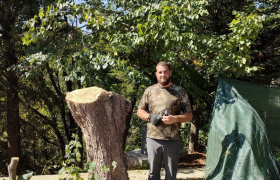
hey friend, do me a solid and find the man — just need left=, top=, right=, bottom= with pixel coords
left=137, top=61, right=193, bottom=180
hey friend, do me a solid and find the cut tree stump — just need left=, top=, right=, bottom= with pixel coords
left=65, top=87, right=131, bottom=180
left=8, top=157, right=19, bottom=180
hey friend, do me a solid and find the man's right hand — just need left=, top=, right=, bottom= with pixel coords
left=148, top=114, right=163, bottom=126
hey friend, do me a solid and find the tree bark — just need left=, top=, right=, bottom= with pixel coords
left=8, top=157, right=19, bottom=180
left=188, top=96, right=200, bottom=154
left=6, top=66, right=21, bottom=169
left=1, top=3, right=21, bottom=172
left=65, top=87, right=131, bottom=180
left=188, top=118, right=199, bottom=153
left=76, top=71, right=84, bottom=168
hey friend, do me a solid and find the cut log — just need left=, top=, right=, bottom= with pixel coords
left=65, top=87, right=131, bottom=180
left=8, top=157, right=19, bottom=180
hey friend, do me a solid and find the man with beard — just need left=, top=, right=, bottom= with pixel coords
left=137, top=61, right=193, bottom=180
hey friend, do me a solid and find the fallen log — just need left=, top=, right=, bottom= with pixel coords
left=65, top=87, right=131, bottom=180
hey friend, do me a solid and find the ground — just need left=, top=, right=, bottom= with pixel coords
left=0, top=152, right=206, bottom=180
left=178, top=152, right=206, bottom=169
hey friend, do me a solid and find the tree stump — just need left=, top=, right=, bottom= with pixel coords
left=8, top=157, right=19, bottom=180
left=65, top=87, right=131, bottom=180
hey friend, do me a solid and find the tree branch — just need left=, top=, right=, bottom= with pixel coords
left=19, top=98, right=50, bottom=122
left=20, top=118, right=59, bottom=147
left=46, top=62, right=62, bottom=96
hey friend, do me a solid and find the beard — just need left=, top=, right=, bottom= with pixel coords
left=157, top=76, right=171, bottom=86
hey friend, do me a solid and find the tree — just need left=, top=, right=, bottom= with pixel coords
left=206, top=0, right=256, bottom=34
left=0, top=0, right=57, bottom=174
left=1, top=0, right=23, bottom=173
left=247, top=0, right=280, bottom=84
left=20, top=0, right=264, bottom=158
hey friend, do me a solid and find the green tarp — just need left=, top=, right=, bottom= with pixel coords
left=205, top=78, right=280, bottom=180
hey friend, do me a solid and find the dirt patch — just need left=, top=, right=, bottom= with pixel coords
left=178, top=152, right=206, bottom=169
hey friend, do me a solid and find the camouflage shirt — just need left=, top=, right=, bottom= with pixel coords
left=138, top=83, right=192, bottom=140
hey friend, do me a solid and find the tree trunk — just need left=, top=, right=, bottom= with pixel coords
left=2, top=21, right=21, bottom=174
left=188, top=116, right=199, bottom=153
left=188, top=119, right=198, bottom=153
left=65, top=87, right=131, bottom=180
left=52, top=124, right=66, bottom=158
left=76, top=72, right=84, bottom=168
left=188, top=96, right=199, bottom=154
left=6, top=68, right=21, bottom=170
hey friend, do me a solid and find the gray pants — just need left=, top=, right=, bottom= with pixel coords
left=147, top=138, right=181, bottom=180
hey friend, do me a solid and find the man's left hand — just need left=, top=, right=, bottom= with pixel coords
left=162, top=115, right=176, bottom=124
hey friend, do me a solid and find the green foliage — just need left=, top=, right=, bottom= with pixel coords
left=17, top=171, right=33, bottom=180
left=243, top=0, right=280, bottom=85
left=125, top=111, right=146, bottom=151
left=59, top=134, right=117, bottom=180
left=19, top=0, right=265, bottom=127
left=180, top=122, right=191, bottom=148
left=65, top=134, right=82, bottom=163
left=20, top=0, right=265, bottom=81
left=59, top=134, right=83, bottom=179
left=277, top=149, right=280, bottom=162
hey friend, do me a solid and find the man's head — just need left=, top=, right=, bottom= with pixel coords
left=155, top=61, right=172, bottom=87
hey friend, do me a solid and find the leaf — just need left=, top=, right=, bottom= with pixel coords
left=84, top=161, right=96, bottom=172
left=89, top=173, right=99, bottom=180
left=251, top=66, right=258, bottom=71
left=17, top=176, right=25, bottom=180
left=59, top=167, right=66, bottom=175
left=103, top=63, right=108, bottom=69
left=76, top=142, right=82, bottom=148
left=154, top=33, right=158, bottom=39
left=112, top=161, right=117, bottom=171
left=242, top=58, right=246, bottom=64
left=69, top=140, right=76, bottom=146
left=17, top=171, right=33, bottom=180
left=39, top=8, right=44, bottom=18
left=138, top=28, right=143, bottom=36
left=70, top=166, right=80, bottom=176
left=76, top=152, right=81, bottom=162
left=103, top=166, right=110, bottom=173
left=94, top=173, right=99, bottom=180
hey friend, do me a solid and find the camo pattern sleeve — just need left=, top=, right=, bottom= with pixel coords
left=138, top=87, right=151, bottom=113
left=177, top=86, right=192, bottom=113
left=138, top=84, right=192, bottom=140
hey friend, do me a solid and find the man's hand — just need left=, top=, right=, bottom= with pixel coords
left=148, top=114, right=163, bottom=126
left=162, top=112, right=193, bottom=124
left=162, top=115, right=176, bottom=125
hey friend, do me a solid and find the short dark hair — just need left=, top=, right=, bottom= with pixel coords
left=156, top=61, right=171, bottom=71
